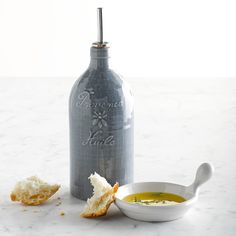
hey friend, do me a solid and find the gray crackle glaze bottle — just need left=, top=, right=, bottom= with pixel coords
left=69, top=8, right=134, bottom=200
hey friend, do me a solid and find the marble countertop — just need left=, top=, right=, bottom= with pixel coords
left=0, top=77, right=235, bottom=236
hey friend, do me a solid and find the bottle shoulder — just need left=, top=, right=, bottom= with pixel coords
left=70, top=68, right=132, bottom=96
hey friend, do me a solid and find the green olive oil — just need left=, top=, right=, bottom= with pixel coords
left=123, top=192, right=186, bottom=206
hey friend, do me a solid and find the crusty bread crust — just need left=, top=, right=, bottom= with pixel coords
left=80, top=182, right=119, bottom=218
left=10, top=176, right=60, bottom=206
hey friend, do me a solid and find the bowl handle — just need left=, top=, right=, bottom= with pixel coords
left=188, top=163, right=214, bottom=193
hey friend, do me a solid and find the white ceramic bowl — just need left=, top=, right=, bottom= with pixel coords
left=115, top=163, right=214, bottom=222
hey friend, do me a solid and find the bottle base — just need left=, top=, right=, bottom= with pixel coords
left=70, top=185, right=91, bottom=201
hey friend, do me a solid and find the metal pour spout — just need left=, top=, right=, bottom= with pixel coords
left=97, top=8, right=103, bottom=44
left=93, top=8, right=108, bottom=48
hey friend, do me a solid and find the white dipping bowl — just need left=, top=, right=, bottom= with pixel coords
left=115, top=163, right=214, bottom=222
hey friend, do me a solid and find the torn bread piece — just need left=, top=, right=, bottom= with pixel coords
left=10, top=176, right=60, bottom=206
left=80, top=172, right=119, bottom=218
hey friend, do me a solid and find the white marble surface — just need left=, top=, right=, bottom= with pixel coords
left=0, top=77, right=236, bottom=236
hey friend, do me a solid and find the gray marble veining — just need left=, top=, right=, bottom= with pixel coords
left=0, top=77, right=236, bottom=235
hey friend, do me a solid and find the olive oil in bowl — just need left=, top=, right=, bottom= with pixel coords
left=123, top=192, right=186, bottom=206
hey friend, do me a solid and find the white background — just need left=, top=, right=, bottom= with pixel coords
left=0, top=0, right=236, bottom=78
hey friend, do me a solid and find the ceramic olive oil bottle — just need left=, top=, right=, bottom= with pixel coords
left=69, top=8, right=134, bottom=200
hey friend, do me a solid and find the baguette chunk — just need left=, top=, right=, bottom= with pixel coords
left=10, top=176, right=60, bottom=206
left=81, top=173, right=119, bottom=218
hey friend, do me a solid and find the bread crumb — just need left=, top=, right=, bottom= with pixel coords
left=56, top=201, right=62, bottom=206
left=60, top=211, right=65, bottom=216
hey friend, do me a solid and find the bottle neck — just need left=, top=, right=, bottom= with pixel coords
left=89, top=47, right=110, bottom=69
